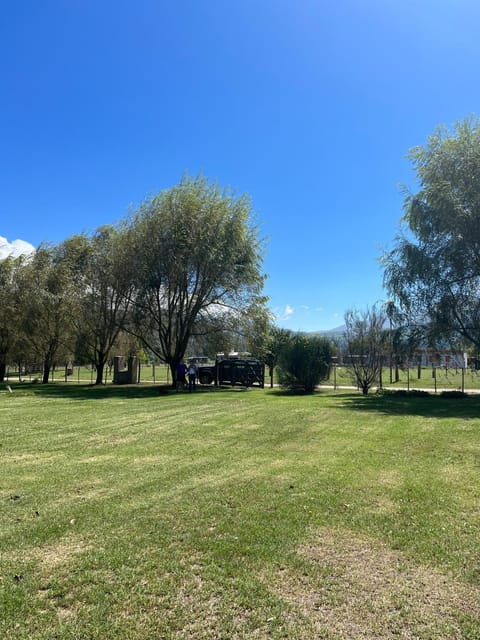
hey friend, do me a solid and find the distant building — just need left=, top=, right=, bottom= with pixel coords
left=412, top=349, right=467, bottom=368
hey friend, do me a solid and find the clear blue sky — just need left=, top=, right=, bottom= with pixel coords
left=2, top=0, right=479, bottom=331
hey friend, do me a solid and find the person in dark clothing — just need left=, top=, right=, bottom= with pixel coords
left=188, top=362, right=197, bottom=392
left=176, top=362, right=187, bottom=390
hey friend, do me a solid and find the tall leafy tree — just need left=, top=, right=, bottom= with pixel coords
left=128, top=175, right=265, bottom=382
left=16, top=246, right=76, bottom=383
left=60, top=227, right=135, bottom=385
left=383, top=117, right=480, bottom=350
left=0, top=257, right=22, bottom=381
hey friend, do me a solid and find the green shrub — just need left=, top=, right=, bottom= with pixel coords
left=277, top=334, right=333, bottom=393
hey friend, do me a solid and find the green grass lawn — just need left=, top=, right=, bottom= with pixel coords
left=1, top=383, right=480, bottom=639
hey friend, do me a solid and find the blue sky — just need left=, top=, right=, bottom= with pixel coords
left=2, top=0, right=480, bottom=331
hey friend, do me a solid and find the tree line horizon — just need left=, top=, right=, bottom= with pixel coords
left=2, top=117, right=480, bottom=392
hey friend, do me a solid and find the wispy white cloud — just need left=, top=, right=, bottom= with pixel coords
left=282, top=304, right=294, bottom=320
left=0, top=236, right=35, bottom=261
left=271, top=304, right=295, bottom=322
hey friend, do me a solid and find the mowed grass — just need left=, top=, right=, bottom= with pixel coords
left=1, top=384, right=480, bottom=639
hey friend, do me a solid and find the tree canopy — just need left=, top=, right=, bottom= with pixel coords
left=60, top=227, right=135, bottom=384
left=0, top=257, right=21, bottom=381
left=15, top=246, right=77, bottom=383
left=127, top=174, right=265, bottom=380
left=383, top=117, right=480, bottom=350
left=0, top=175, right=267, bottom=384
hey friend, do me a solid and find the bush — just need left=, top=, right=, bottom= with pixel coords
left=277, top=334, right=333, bottom=393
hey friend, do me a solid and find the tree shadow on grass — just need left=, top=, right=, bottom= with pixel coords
left=270, top=389, right=319, bottom=397
left=23, top=382, right=163, bottom=401
left=3, top=381, right=261, bottom=401
left=338, top=391, right=480, bottom=419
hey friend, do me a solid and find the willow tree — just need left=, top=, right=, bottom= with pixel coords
left=0, top=257, right=22, bottom=381
left=128, top=175, right=265, bottom=382
left=15, top=246, right=76, bottom=384
left=60, top=227, right=135, bottom=385
left=383, top=117, right=480, bottom=350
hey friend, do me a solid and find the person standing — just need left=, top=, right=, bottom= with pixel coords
left=176, top=361, right=187, bottom=390
left=188, top=362, right=197, bottom=392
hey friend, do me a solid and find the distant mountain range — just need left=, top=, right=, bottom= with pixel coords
left=308, top=325, right=346, bottom=338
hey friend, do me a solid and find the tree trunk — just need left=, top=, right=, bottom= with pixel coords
left=42, top=361, right=51, bottom=384
left=95, top=362, right=105, bottom=385
left=0, top=358, right=6, bottom=383
left=169, top=361, right=177, bottom=388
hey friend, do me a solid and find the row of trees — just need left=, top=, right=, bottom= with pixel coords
left=3, top=117, right=480, bottom=392
left=0, top=175, right=268, bottom=385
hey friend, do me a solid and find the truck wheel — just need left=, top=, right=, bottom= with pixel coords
left=199, top=373, right=212, bottom=385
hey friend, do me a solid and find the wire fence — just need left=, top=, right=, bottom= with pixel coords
left=5, top=363, right=480, bottom=393
left=4, top=363, right=172, bottom=386
left=327, top=365, right=480, bottom=393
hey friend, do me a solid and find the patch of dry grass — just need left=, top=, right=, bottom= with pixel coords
left=34, top=536, right=92, bottom=572
left=266, top=527, right=480, bottom=639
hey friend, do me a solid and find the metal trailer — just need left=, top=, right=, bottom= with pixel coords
left=196, top=357, right=265, bottom=388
